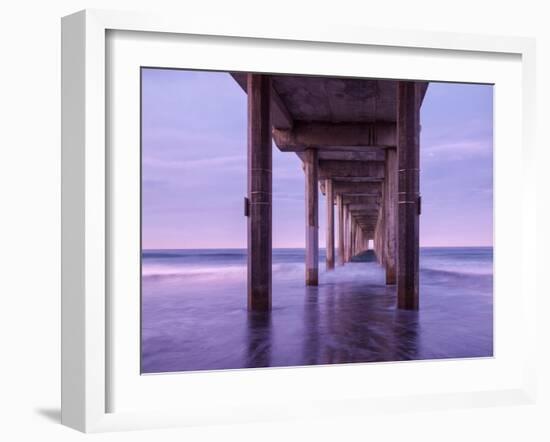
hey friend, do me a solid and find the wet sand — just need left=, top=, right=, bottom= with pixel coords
left=141, top=248, right=493, bottom=373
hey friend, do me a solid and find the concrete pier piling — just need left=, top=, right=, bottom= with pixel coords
left=304, top=148, right=319, bottom=286
left=325, top=179, right=335, bottom=270
left=247, top=74, right=272, bottom=311
left=337, top=194, right=345, bottom=266
left=396, top=82, right=422, bottom=310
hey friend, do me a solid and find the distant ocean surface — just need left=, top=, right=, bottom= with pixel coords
left=141, top=247, right=493, bottom=373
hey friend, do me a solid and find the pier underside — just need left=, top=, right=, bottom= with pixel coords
left=233, top=73, right=428, bottom=311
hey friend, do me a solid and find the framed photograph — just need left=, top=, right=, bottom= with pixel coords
left=61, top=9, right=537, bottom=433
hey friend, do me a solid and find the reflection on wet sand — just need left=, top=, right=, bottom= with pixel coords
left=246, top=313, right=272, bottom=368
left=294, top=278, right=420, bottom=365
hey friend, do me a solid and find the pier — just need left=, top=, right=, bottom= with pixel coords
left=233, top=73, right=428, bottom=312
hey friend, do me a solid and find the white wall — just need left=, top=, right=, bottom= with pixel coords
left=0, top=1, right=548, bottom=440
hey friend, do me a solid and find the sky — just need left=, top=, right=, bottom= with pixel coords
left=141, top=68, right=493, bottom=249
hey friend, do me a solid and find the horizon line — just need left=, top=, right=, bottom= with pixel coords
left=142, top=245, right=494, bottom=251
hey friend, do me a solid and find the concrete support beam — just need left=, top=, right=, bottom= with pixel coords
left=325, top=179, right=335, bottom=270
left=347, top=203, right=380, bottom=212
left=374, top=202, right=385, bottom=264
left=343, top=204, right=350, bottom=263
left=332, top=181, right=382, bottom=196
left=357, top=225, right=363, bottom=253
left=356, top=227, right=363, bottom=254
left=319, top=160, right=385, bottom=181
left=317, top=150, right=386, bottom=162
left=357, top=225, right=377, bottom=232
left=305, top=149, right=319, bottom=285
left=354, top=215, right=378, bottom=222
left=231, top=72, right=293, bottom=130
left=356, top=221, right=359, bottom=256
left=397, top=82, right=421, bottom=310
left=297, top=148, right=385, bottom=163
left=337, top=194, right=345, bottom=265
left=350, top=217, right=356, bottom=261
left=358, top=228, right=376, bottom=235
left=357, top=223, right=376, bottom=230
left=349, top=212, right=379, bottom=220
left=273, top=121, right=397, bottom=151
left=247, top=74, right=272, bottom=311
left=384, top=148, right=397, bottom=285
left=347, top=217, right=355, bottom=262
left=330, top=177, right=384, bottom=184
left=342, top=195, right=380, bottom=205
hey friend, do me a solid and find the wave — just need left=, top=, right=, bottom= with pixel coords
left=143, top=251, right=246, bottom=259
left=142, top=264, right=245, bottom=278
left=142, top=262, right=306, bottom=280
left=141, top=248, right=493, bottom=281
left=420, top=263, right=493, bottom=276
left=142, top=264, right=492, bottom=280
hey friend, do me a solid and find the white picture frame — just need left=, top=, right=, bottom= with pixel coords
left=61, top=9, right=538, bottom=433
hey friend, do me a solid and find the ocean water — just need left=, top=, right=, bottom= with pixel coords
left=141, top=247, right=493, bottom=373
